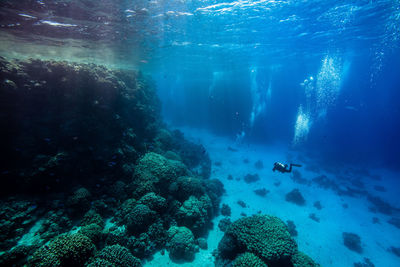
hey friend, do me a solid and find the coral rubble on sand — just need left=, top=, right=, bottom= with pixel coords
left=0, top=57, right=222, bottom=266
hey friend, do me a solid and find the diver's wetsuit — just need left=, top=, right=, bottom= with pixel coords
left=272, top=162, right=302, bottom=173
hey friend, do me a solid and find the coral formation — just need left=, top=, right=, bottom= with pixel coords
left=216, top=215, right=319, bottom=267
left=221, top=204, right=232, bottom=216
left=291, top=251, right=320, bottom=267
left=217, top=215, right=297, bottom=264
left=0, top=57, right=223, bottom=265
left=29, top=233, right=95, bottom=267
left=218, top=218, right=232, bottom=232
left=88, top=245, right=141, bottom=267
left=233, top=252, right=267, bottom=267
left=176, top=195, right=213, bottom=236
left=0, top=57, right=160, bottom=195
left=166, top=226, right=196, bottom=262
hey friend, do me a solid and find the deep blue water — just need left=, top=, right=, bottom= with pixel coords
left=148, top=0, right=400, bottom=170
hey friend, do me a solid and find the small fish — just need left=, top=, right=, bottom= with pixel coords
left=44, top=138, right=51, bottom=142
left=108, top=161, right=116, bottom=167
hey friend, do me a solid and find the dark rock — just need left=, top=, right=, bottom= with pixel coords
left=218, top=218, right=232, bottom=232
left=312, top=175, right=338, bottom=191
left=372, top=217, right=380, bottom=224
left=285, top=189, right=306, bottom=206
left=237, top=200, right=247, bottom=208
left=244, top=173, right=260, bottom=184
left=254, top=160, right=264, bottom=170
left=354, top=257, right=375, bottom=267
left=291, top=170, right=309, bottom=185
left=254, top=188, right=269, bottom=197
left=313, top=201, right=323, bottom=210
left=309, top=213, right=320, bottom=222
left=343, top=232, right=362, bottom=253
left=373, top=185, right=386, bottom=192
left=286, top=220, right=298, bottom=237
left=388, top=246, right=400, bottom=257
left=197, top=238, right=208, bottom=250
left=388, top=217, right=400, bottom=229
left=221, top=204, right=231, bottom=217
left=367, top=195, right=395, bottom=215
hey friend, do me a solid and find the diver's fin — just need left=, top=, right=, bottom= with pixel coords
left=291, top=164, right=302, bottom=167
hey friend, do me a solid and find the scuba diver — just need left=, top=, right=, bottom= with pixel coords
left=272, top=162, right=302, bottom=173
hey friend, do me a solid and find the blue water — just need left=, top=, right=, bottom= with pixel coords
left=1, top=0, right=400, bottom=266
left=149, top=0, right=400, bottom=170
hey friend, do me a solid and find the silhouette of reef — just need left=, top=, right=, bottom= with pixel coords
left=0, top=57, right=222, bottom=266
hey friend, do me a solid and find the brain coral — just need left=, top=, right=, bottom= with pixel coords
left=233, top=252, right=268, bottom=267
left=220, top=215, right=297, bottom=265
left=166, top=226, right=196, bottom=261
left=29, top=233, right=95, bottom=267
left=90, top=245, right=141, bottom=267
left=291, top=251, right=320, bottom=267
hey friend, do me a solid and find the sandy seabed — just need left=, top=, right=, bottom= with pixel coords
left=145, top=126, right=400, bottom=267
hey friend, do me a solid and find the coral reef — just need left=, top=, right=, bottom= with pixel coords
left=28, top=233, right=95, bottom=267
left=87, top=245, right=141, bottom=267
left=0, top=57, right=161, bottom=195
left=216, top=215, right=319, bottom=267
left=0, top=57, right=223, bottom=265
left=166, top=226, right=196, bottom=262
left=233, top=252, right=267, bottom=267
left=218, top=218, right=232, bottom=232
left=291, top=251, right=320, bottom=267
left=221, top=204, right=232, bottom=216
